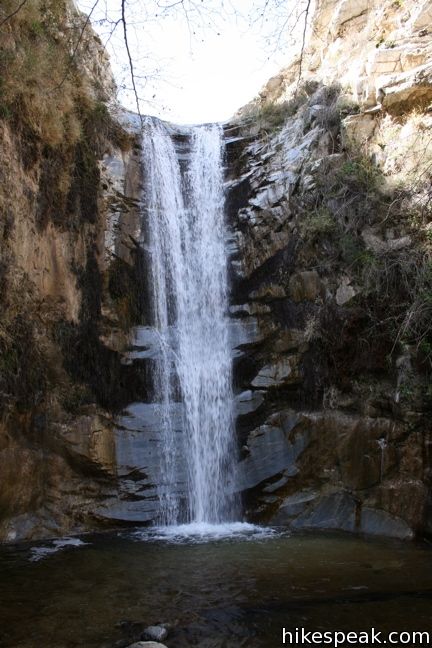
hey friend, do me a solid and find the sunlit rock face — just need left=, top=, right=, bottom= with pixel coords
left=243, top=0, right=432, bottom=115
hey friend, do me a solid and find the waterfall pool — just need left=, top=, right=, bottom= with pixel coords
left=1, top=529, right=432, bottom=647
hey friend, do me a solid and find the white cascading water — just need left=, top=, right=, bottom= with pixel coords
left=143, top=118, right=238, bottom=526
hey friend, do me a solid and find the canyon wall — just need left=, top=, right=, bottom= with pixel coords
left=1, top=0, right=432, bottom=542
left=0, top=0, right=146, bottom=541
left=226, top=0, right=432, bottom=539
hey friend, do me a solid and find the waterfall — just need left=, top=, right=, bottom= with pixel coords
left=142, top=118, right=238, bottom=526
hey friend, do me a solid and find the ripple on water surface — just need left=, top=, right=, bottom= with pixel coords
left=2, top=530, right=432, bottom=648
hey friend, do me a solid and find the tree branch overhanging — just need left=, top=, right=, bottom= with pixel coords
left=121, top=0, right=142, bottom=122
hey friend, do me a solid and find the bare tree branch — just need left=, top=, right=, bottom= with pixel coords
left=0, top=0, right=29, bottom=29
left=50, top=0, right=101, bottom=92
left=296, top=0, right=312, bottom=89
left=121, top=0, right=142, bottom=122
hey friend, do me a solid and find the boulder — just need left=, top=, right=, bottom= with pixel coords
left=126, top=643, right=168, bottom=648
left=260, top=75, right=284, bottom=98
left=142, top=625, right=169, bottom=642
left=228, top=317, right=265, bottom=351
left=272, top=490, right=319, bottom=523
left=291, top=491, right=357, bottom=532
left=330, top=0, right=369, bottom=34
left=235, top=390, right=265, bottom=416
left=251, top=356, right=301, bottom=388
left=360, top=508, right=413, bottom=539
left=273, top=329, right=306, bottom=352
left=412, top=1, right=432, bottom=30
left=336, top=278, right=357, bottom=306
left=341, top=114, right=376, bottom=145
left=249, top=283, right=286, bottom=301
left=361, top=227, right=412, bottom=253
left=379, top=62, right=432, bottom=109
left=262, top=473, right=290, bottom=493
left=229, top=302, right=271, bottom=316
left=235, top=414, right=309, bottom=492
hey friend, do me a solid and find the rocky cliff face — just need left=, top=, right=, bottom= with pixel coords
left=253, top=0, right=432, bottom=113
left=0, top=0, right=146, bottom=541
left=1, top=0, right=432, bottom=543
left=225, top=0, right=432, bottom=539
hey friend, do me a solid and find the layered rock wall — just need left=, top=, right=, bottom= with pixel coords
left=253, top=0, right=432, bottom=113
left=226, top=0, right=432, bottom=538
left=0, top=0, right=145, bottom=541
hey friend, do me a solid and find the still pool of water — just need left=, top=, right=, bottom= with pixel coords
left=1, top=527, right=432, bottom=647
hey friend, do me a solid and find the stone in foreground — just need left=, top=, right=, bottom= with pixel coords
left=126, top=642, right=168, bottom=648
left=143, top=625, right=169, bottom=642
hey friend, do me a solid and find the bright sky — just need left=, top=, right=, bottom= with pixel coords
left=76, top=0, right=301, bottom=124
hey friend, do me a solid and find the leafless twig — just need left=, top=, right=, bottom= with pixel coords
left=0, top=0, right=29, bottom=29
left=121, top=0, right=142, bottom=122
left=296, top=0, right=312, bottom=91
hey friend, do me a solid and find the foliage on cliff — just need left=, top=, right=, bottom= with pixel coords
left=2, top=0, right=88, bottom=142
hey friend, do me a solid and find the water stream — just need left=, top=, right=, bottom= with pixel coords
left=143, top=119, right=238, bottom=526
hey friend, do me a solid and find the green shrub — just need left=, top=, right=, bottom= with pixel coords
left=338, top=157, right=382, bottom=192
left=299, top=207, right=337, bottom=239
left=338, top=234, right=364, bottom=265
left=243, top=91, right=309, bottom=134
